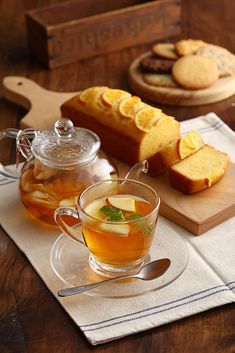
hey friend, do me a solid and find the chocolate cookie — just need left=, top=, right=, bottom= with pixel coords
left=140, top=55, right=175, bottom=74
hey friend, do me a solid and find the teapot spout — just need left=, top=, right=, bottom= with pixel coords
left=124, top=160, right=149, bottom=181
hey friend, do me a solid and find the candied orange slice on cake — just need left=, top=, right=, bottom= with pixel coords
left=101, top=89, right=131, bottom=108
left=78, top=87, right=108, bottom=105
left=135, top=107, right=162, bottom=132
left=177, top=130, right=204, bottom=159
left=118, top=96, right=143, bottom=119
left=155, top=114, right=174, bottom=125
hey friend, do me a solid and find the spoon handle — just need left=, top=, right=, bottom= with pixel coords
left=58, top=274, right=136, bottom=297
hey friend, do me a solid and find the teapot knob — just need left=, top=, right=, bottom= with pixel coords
left=55, top=118, right=74, bottom=138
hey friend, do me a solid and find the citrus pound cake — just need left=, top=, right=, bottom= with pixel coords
left=148, top=130, right=204, bottom=175
left=169, top=145, right=230, bottom=194
left=61, top=87, right=180, bottom=165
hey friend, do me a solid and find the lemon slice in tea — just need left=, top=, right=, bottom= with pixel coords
left=107, top=196, right=136, bottom=212
left=85, top=199, right=106, bottom=220
left=99, top=223, right=130, bottom=236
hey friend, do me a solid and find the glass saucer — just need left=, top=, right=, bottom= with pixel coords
left=50, top=226, right=189, bottom=298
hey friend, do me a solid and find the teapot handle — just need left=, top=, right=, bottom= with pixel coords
left=0, top=128, right=20, bottom=180
left=124, top=160, right=149, bottom=181
left=16, top=128, right=39, bottom=161
left=0, top=127, right=39, bottom=180
left=54, top=207, right=86, bottom=246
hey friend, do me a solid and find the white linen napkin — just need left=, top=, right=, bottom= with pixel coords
left=0, top=113, right=235, bottom=345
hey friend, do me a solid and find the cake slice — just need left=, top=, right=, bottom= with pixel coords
left=169, top=145, right=230, bottom=194
left=148, top=130, right=204, bottom=176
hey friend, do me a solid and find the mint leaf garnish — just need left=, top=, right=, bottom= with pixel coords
left=143, top=223, right=154, bottom=235
left=100, top=205, right=125, bottom=221
left=125, top=213, right=153, bottom=235
left=135, top=219, right=154, bottom=235
left=125, top=213, right=141, bottom=220
left=100, top=205, right=154, bottom=235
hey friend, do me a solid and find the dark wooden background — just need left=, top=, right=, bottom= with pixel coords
left=0, top=0, right=235, bottom=352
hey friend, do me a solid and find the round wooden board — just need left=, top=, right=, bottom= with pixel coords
left=128, top=52, right=235, bottom=106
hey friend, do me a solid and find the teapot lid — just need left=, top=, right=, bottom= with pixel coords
left=31, top=118, right=101, bottom=167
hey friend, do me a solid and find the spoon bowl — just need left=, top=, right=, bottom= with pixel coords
left=58, top=258, right=171, bottom=297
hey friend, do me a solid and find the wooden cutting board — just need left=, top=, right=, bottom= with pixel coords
left=2, top=76, right=79, bottom=130
left=128, top=52, right=235, bottom=106
left=2, top=76, right=235, bottom=235
left=116, top=160, right=235, bottom=236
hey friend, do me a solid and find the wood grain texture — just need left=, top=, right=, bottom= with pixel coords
left=116, top=160, right=235, bottom=235
left=26, top=0, right=181, bottom=68
left=2, top=76, right=78, bottom=129
left=148, top=164, right=235, bottom=235
left=0, top=0, right=235, bottom=352
left=128, top=52, right=235, bottom=106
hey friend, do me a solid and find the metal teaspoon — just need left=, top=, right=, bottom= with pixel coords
left=58, top=258, right=171, bottom=297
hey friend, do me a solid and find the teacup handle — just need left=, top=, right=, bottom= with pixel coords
left=54, top=207, right=85, bottom=245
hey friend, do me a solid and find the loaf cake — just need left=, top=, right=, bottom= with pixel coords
left=60, top=87, right=180, bottom=166
left=169, top=145, right=230, bottom=194
left=148, top=130, right=204, bottom=175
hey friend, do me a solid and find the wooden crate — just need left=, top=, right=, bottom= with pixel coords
left=25, top=0, right=181, bottom=69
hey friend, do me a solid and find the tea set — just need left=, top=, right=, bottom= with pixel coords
left=0, top=118, right=173, bottom=294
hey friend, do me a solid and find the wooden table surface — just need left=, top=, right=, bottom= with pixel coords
left=0, top=0, right=235, bottom=352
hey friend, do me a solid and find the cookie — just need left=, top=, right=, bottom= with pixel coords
left=172, top=55, right=219, bottom=90
left=197, top=44, right=235, bottom=77
left=140, top=55, right=175, bottom=73
left=152, top=43, right=178, bottom=60
left=175, top=39, right=207, bottom=56
left=143, top=73, right=179, bottom=88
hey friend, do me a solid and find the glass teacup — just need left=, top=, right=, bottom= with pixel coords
left=55, top=179, right=160, bottom=277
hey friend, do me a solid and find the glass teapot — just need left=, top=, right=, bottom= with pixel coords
left=0, top=118, right=119, bottom=226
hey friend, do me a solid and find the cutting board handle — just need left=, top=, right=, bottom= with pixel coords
left=2, top=76, right=52, bottom=110
left=2, top=76, right=79, bottom=130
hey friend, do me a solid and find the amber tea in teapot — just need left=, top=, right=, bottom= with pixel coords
left=0, top=118, right=118, bottom=226
left=19, top=156, right=117, bottom=225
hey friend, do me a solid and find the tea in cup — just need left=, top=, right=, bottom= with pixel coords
left=55, top=179, right=160, bottom=277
